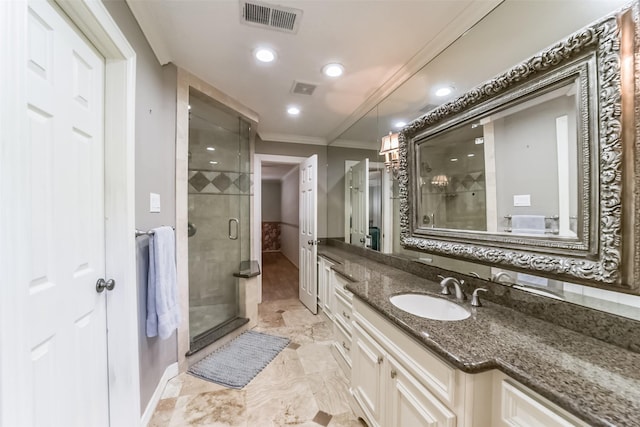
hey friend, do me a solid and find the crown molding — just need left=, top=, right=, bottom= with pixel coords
left=330, top=139, right=379, bottom=151
left=258, top=132, right=327, bottom=146
left=125, top=0, right=172, bottom=65
left=325, top=0, right=503, bottom=143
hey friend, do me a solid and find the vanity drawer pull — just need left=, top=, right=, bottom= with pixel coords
left=342, top=341, right=351, bottom=352
left=390, top=370, right=397, bottom=379
left=342, top=310, right=351, bottom=319
left=377, top=356, right=383, bottom=364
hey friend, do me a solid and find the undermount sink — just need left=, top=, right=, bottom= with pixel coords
left=390, top=293, right=471, bottom=321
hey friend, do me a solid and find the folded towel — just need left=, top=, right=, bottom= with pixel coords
left=146, top=226, right=180, bottom=339
left=511, top=215, right=546, bottom=234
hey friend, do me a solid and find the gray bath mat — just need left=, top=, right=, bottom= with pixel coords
left=188, top=330, right=290, bottom=389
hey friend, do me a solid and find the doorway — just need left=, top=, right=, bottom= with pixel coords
left=261, top=162, right=300, bottom=301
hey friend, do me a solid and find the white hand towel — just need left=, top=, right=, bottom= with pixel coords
left=146, top=226, right=180, bottom=339
left=511, top=215, right=546, bottom=234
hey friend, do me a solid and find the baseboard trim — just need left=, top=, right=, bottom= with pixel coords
left=140, top=362, right=179, bottom=427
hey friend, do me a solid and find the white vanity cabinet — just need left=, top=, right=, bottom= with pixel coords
left=317, top=255, right=335, bottom=319
left=349, top=297, right=591, bottom=427
left=332, top=273, right=354, bottom=374
left=492, top=372, right=589, bottom=427
left=351, top=299, right=468, bottom=427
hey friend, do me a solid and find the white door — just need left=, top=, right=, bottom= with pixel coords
left=350, top=159, right=369, bottom=247
left=299, top=154, right=318, bottom=313
left=25, top=1, right=109, bottom=425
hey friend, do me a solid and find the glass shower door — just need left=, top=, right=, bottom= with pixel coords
left=187, top=88, right=250, bottom=347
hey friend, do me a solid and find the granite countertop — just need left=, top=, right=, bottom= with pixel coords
left=319, top=247, right=640, bottom=427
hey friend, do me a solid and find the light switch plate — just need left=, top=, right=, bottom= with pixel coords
left=513, top=194, right=531, bottom=207
left=150, top=193, right=161, bottom=213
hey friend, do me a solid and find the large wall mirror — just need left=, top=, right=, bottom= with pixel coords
left=326, top=0, right=640, bottom=315
left=401, top=2, right=639, bottom=289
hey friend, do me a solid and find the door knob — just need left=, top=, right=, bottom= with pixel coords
left=96, top=278, right=116, bottom=293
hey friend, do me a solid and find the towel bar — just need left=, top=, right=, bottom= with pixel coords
left=135, top=226, right=175, bottom=237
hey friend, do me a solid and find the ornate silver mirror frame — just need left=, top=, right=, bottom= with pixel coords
left=399, top=3, right=640, bottom=290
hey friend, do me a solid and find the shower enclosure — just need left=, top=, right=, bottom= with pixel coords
left=187, top=88, right=250, bottom=351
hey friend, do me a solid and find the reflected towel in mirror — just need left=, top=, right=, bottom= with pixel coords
left=511, top=215, right=546, bottom=234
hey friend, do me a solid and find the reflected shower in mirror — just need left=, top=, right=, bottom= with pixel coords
left=417, top=79, right=580, bottom=238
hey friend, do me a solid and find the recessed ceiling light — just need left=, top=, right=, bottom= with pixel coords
left=206, top=147, right=215, bottom=151
left=322, top=63, right=344, bottom=77
left=287, top=106, right=300, bottom=116
left=209, top=161, right=218, bottom=165
left=471, top=123, right=480, bottom=128
left=450, top=158, right=458, bottom=162
left=467, top=153, right=475, bottom=157
left=255, top=48, right=276, bottom=63
left=394, top=121, right=407, bottom=128
left=475, top=137, right=484, bottom=145
left=435, top=86, right=453, bottom=97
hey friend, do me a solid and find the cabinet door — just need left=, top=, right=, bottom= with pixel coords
left=387, top=356, right=457, bottom=427
left=352, top=322, right=385, bottom=427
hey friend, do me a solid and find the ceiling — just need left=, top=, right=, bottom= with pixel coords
left=126, top=0, right=501, bottom=145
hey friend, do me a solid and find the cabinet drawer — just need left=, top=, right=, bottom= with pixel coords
left=333, top=318, right=352, bottom=368
left=334, top=273, right=354, bottom=301
left=498, top=380, right=588, bottom=427
left=334, top=291, right=353, bottom=332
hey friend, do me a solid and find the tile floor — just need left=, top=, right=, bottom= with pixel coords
left=149, top=254, right=365, bottom=427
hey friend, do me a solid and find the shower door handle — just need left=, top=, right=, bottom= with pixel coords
left=228, top=218, right=239, bottom=240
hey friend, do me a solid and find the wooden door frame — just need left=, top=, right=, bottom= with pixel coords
left=0, top=1, right=140, bottom=425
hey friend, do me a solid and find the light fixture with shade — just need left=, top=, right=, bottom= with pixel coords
left=431, top=174, right=449, bottom=188
left=380, top=132, right=400, bottom=176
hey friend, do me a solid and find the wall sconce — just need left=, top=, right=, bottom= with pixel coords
left=380, top=132, right=400, bottom=176
left=431, top=174, right=449, bottom=188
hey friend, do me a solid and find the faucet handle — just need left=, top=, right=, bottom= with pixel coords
left=437, top=274, right=445, bottom=281
left=471, top=288, right=488, bottom=307
left=440, top=281, right=451, bottom=295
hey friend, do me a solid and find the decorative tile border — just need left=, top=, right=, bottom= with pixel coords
left=188, top=169, right=253, bottom=195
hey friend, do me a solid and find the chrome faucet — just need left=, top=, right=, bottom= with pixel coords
left=438, top=276, right=466, bottom=301
left=492, top=271, right=514, bottom=284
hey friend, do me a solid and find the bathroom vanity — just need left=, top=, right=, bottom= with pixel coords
left=319, top=246, right=640, bottom=427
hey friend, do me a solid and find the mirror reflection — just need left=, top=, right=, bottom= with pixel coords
left=325, top=0, right=638, bottom=317
left=417, top=79, right=580, bottom=238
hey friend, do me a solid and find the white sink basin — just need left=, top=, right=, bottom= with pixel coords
left=390, top=294, right=470, bottom=321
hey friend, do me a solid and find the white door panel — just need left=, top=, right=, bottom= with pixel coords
left=26, top=1, right=108, bottom=425
left=299, top=155, right=318, bottom=313
left=350, top=159, right=369, bottom=247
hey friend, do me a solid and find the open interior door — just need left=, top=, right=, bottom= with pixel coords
left=299, top=154, right=318, bottom=313
left=350, top=159, right=369, bottom=247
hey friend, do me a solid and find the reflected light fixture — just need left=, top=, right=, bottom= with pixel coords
left=431, top=174, right=449, bottom=188
left=394, top=121, right=407, bottom=128
left=475, top=137, right=484, bottom=145
left=206, top=147, right=215, bottom=151
left=380, top=132, right=400, bottom=177
left=435, top=86, right=453, bottom=97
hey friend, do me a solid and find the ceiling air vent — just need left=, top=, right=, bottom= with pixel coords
left=291, top=81, right=316, bottom=96
left=240, top=1, right=302, bottom=34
